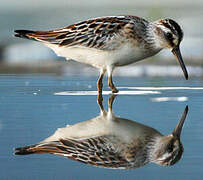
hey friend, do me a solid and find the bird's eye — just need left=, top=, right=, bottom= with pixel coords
left=166, top=32, right=173, bottom=39
left=167, top=145, right=173, bottom=153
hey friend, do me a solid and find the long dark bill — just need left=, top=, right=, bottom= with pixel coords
left=172, top=106, right=189, bottom=138
left=172, top=47, right=188, bottom=80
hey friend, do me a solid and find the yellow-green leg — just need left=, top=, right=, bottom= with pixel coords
left=108, top=73, right=119, bottom=93
left=97, top=69, right=106, bottom=103
left=108, top=94, right=117, bottom=113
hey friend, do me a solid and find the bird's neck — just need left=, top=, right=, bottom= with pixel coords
left=145, top=23, right=163, bottom=51
left=145, top=133, right=164, bottom=163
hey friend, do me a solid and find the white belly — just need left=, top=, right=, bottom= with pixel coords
left=42, top=114, right=159, bottom=144
left=46, top=43, right=160, bottom=69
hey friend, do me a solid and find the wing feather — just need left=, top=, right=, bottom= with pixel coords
left=15, top=136, right=135, bottom=169
left=14, top=16, right=145, bottom=50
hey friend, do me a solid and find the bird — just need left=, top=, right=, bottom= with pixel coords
left=14, top=15, right=188, bottom=94
left=14, top=95, right=188, bottom=169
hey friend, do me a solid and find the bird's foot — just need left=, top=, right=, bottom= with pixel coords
left=112, top=88, right=119, bottom=94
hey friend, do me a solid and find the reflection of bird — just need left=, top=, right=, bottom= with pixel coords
left=14, top=15, right=188, bottom=94
left=15, top=95, right=188, bottom=169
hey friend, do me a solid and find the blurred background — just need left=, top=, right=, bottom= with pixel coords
left=1, top=1, right=203, bottom=179
left=1, top=0, right=203, bottom=77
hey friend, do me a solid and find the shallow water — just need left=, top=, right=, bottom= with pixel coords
left=0, top=74, right=203, bottom=179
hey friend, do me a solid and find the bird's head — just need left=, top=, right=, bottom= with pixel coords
left=153, top=106, right=188, bottom=166
left=153, top=19, right=188, bottom=80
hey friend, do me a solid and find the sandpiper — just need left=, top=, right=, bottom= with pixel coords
left=15, top=95, right=188, bottom=169
left=14, top=15, right=188, bottom=94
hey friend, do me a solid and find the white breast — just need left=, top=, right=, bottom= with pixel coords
left=108, top=43, right=157, bottom=66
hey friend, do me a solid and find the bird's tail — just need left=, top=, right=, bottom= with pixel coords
left=14, top=30, right=37, bottom=41
left=14, top=30, right=66, bottom=44
left=14, top=140, right=69, bottom=156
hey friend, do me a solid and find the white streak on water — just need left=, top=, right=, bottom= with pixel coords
left=151, top=97, right=188, bottom=102
left=54, top=90, right=161, bottom=96
left=119, top=87, right=203, bottom=90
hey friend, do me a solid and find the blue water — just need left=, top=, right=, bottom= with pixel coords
left=0, top=74, right=203, bottom=179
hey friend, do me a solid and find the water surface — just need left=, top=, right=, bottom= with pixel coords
left=0, top=74, right=202, bottom=179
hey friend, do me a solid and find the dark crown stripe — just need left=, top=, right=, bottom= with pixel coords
left=163, top=19, right=183, bottom=41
